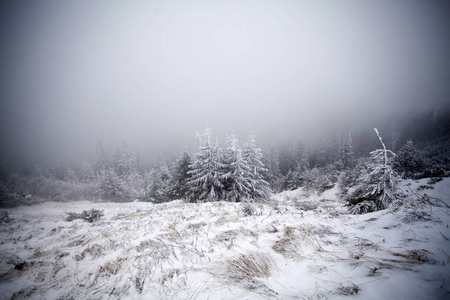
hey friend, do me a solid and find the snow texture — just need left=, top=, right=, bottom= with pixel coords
left=0, top=178, right=449, bottom=299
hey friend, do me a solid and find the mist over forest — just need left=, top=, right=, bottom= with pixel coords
left=1, top=2, right=450, bottom=299
left=0, top=0, right=448, bottom=207
left=1, top=0, right=450, bottom=171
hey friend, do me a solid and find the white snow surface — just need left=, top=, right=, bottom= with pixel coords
left=0, top=178, right=449, bottom=299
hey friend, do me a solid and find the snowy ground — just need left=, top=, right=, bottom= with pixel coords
left=0, top=178, right=449, bottom=299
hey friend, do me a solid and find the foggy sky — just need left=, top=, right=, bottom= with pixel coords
left=1, top=0, right=449, bottom=169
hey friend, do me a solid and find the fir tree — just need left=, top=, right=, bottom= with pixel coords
left=143, top=167, right=171, bottom=203
left=170, top=150, right=192, bottom=199
left=394, top=140, right=423, bottom=179
left=348, top=129, right=398, bottom=214
left=95, top=140, right=110, bottom=175
left=242, top=134, right=272, bottom=201
left=187, top=128, right=224, bottom=202
left=96, top=168, right=126, bottom=199
left=263, top=147, right=284, bottom=193
left=114, top=139, right=137, bottom=179
left=221, top=134, right=252, bottom=202
left=337, top=134, right=355, bottom=170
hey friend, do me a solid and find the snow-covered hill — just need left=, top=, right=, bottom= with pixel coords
left=0, top=178, right=449, bottom=299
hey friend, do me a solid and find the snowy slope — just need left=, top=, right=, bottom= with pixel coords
left=0, top=178, right=449, bottom=299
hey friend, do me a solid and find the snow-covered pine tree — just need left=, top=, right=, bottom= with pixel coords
left=155, top=155, right=173, bottom=201
left=95, top=140, right=110, bottom=175
left=187, top=128, right=224, bottom=202
left=348, top=128, right=398, bottom=214
left=170, top=150, right=192, bottom=200
left=262, top=147, right=284, bottom=193
left=78, top=161, right=95, bottom=183
left=394, top=140, right=423, bottom=179
left=221, top=134, right=252, bottom=202
left=242, top=134, right=272, bottom=201
left=114, top=139, right=138, bottom=179
left=143, top=168, right=170, bottom=203
left=337, top=134, right=355, bottom=170
left=96, top=168, right=126, bottom=199
left=285, top=145, right=309, bottom=190
left=285, top=163, right=303, bottom=190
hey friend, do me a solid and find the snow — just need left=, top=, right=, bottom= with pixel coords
left=0, top=178, right=449, bottom=299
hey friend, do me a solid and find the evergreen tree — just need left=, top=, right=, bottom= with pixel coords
left=337, top=134, right=355, bottom=170
left=262, top=147, right=284, bottom=193
left=242, top=134, right=272, bottom=201
left=143, top=168, right=171, bottom=203
left=221, top=134, right=252, bottom=202
left=96, top=168, right=126, bottom=199
left=187, top=128, right=224, bottom=202
left=78, top=161, right=95, bottom=183
left=95, top=140, right=110, bottom=175
left=170, top=150, right=192, bottom=199
left=284, top=146, right=309, bottom=190
left=154, top=155, right=173, bottom=201
left=114, top=139, right=137, bottom=179
left=394, top=140, right=423, bottom=179
left=348, top=129, right=398, bottom=214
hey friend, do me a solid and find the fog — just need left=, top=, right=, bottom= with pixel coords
left=1, top=0, right=449, bottom=169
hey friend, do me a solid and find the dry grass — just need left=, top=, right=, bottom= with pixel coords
left=295, top=201, right=319, bottom=211
left=272, top=224, right=333, bottom=259
left=99, top=257, right=127, bottom=277
left=226, top=252, right=275, bottom=281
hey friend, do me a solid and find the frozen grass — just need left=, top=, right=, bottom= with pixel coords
left=0, top=178, right=449, bottom=299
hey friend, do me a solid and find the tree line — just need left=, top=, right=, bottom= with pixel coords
left=1, top=108, right=449, bottom=212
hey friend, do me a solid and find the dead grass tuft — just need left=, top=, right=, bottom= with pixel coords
left=295, top=201, right=319, bottom=211
left=226, top=252, right=275, bottom=281
left=272, top=236, right=300, bottom=259
left=99, top=257, right=126, bottom=277
left=337, top=284, right=359, bottom=295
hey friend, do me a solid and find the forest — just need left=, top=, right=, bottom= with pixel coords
left=1, top=107, right=449, bottom=213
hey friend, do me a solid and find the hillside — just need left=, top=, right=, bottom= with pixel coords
left=0, top=178, right=449, bottom=299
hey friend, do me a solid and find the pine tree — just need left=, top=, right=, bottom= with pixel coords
left=95, top=140, right=110, bottom=175
left=187, top=128, right=224, bottom=202
left=284, top=146, right=309, bottom=190
left=348, top=129, right=398, bottom=214
left=143, top=168, right=170, bottom=203
left=114, top=139, right=137, bottom=179
left=242, top=134, right=272, bottom=201
left=221, top=134, right=252, bottom=202
left=262, top=147, right=283, bottom=192
left=77, top=161, right=95, bottom=183
left=96, top=168, right=126, bottom=199
left=337, top=134, right=355, bottom=170
left=171, top=150, right=192, bottom=199
left=394, top=140, right=423, bottom=179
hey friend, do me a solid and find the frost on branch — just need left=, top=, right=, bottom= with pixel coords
left=348, top=128, right=399, bottom=214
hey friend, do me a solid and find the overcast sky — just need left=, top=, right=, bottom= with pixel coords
left=1, top=0, right=449, bottom=168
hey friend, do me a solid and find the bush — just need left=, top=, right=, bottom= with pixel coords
left=66, top=209, right=104, bottom=223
